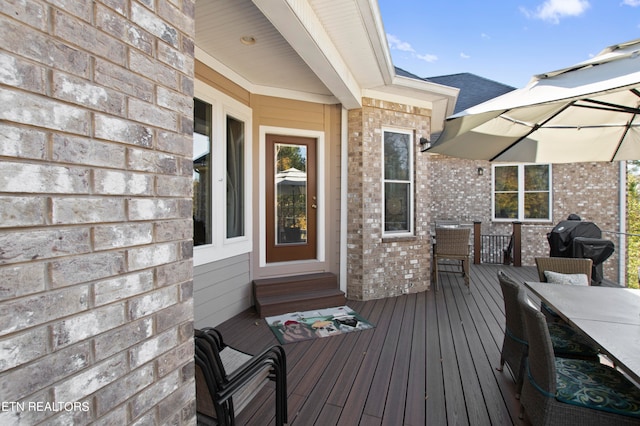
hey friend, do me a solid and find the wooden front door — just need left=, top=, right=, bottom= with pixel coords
left=266, top=134, right=317, bottom=263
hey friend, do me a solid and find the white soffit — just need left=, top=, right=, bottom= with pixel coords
left=308, top=0, right=394, bottom=87
left=195, top=0, right=457, bottom=112
left=252, top=0, right=363, bottom=109
left=195, top=0, right=333, bottom=99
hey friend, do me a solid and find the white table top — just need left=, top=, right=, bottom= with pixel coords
left=524, top=282, right=640, bottom=384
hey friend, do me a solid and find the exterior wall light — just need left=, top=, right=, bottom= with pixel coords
left=477, top=167, right=484, bottom=176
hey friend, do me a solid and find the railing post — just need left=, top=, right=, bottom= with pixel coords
left=513, top=221, right=522, bottom=267
left=474, top=221, right=481, bottom=264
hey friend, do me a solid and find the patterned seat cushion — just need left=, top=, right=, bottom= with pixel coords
left=548, top=323, right=599, bottom=359
left=555, top=358, right=640, bottom=418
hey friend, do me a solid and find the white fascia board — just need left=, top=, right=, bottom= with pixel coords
left=393, top=75, right=460, bottom=100
left=253, top=0, right=362, bottom=109
left=364, top=76, right=459, bottom=134
left=430, top=98, right=451, bottom=134
left=393, top=75, right=459, bottom=119
left=355, top=0, right=395, bottom=85
left=364, top=77, right=459, bottom=112
left=195, top=46, right=340, bottom=105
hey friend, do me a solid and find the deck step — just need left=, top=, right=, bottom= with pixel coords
left=253, top=272, right=345, bottom=318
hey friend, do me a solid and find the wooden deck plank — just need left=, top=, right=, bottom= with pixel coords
left=363, top=295, right=407, bottom=419
left=425, top=282, right=447, bottom=424
left=442, top=275, right=492, bottom=425
left=380, top=295, right=415, bottom=425
left=314, top=403, right=342, bottom=426
left=206, top=264, right=542, bottom=426
left=336, top=297, right=397, bottom=426
left=324, top=298, right=385, bottom=408
left=451, top=271, right=514, bottom=425
left=291, top=302, right=376, bottom=424
left=403, top=290, right=427, bottom=426
left=435, top=275, right=469, bottom=425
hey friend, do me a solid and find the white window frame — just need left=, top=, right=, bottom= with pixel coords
left=382, top=127, right=414, bottom=237
left=492, top=163, right=552, bottom=222
left=194, top=80, right=252, bottom=265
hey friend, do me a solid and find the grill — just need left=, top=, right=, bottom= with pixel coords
left=547, top=216, right=615, bottom=285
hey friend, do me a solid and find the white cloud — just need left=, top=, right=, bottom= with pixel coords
left=460, top=52, right=471, bottom=59
left=387, top=34, right=438, bottom=63
left=417, top=53, right=438, bottom=63
left=522, top=0, right=590, bottom=24
left=387, top=34, right=415, bottom=52
left=481, top=33, right=491, bottom=39
left=622, top=0, right=640, bottom=6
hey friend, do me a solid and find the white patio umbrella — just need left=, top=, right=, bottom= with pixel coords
left=426, top=39, right=640, bottom=163
left=276, top=167, right=307, bottom=187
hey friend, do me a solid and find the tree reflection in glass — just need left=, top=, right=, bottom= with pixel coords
left=275, top=144, right=307, bottom=244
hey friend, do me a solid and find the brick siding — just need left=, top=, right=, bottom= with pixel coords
left=348, top=101, right=622, bottom=300
left=0, top=1, right=195, bottom=424
left=429, top=156, right=621, bottom=281
left=347, top=98, right=432, bottom=300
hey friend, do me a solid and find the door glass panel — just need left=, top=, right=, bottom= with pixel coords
left=275, top=143, right=307, bottom=245
left=193, top=98, right=212, bottom=246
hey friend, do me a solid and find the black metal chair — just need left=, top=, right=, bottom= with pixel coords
left=194, top=328, right=287, bottom=425
left=496, top=270, right=599, bottom=398
left=519, top=295, right=640, bottom=425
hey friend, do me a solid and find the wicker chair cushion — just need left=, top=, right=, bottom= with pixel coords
left=548, top=323, right=599, bottom=358
left=544, top=271, right=589, bottom=286
left=554, top=358, right=640, bottom=418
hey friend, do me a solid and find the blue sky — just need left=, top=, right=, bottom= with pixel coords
left=378, top=0, right=640, bottom=88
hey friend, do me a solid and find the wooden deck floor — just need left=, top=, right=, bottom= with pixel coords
left=213, top=264, right=541, bottom=426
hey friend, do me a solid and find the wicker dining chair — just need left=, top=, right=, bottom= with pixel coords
left=535, top=257, right=593, bottom=321
left=496, top=270, right=598, bottom=398
left=519, top=296, right=640, bottom=425
left=431, top=227, right=471, bottom=292
left=535, top=257, right=593, bottom=283
left=194, top=328, right=288, bottom=426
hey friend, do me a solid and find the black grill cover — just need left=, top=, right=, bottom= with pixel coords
left=572, top=237, right=615, bottom=285
left=547, top=220, right=601, bottom=258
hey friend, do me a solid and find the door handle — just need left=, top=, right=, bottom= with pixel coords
left=311, top=204, right=317, bottom=209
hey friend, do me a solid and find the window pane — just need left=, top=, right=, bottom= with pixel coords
left=525, top=165, right=549, bottom=191
left=385, top=182, right=409, bottom=232
left=494, top=166, right=518, bottom=191
left=275, top=144, right=307, bottom=244
left=226, top=116, right=244, bottom=238
left=193, top=98, right=212, bottom=246
left=525, top=192, right=549, bottom=219
left=495, top=193, right=518, bottom=219
left=384, top=131, right=410, bottom=181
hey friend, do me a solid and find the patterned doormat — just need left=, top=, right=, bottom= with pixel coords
left=265, top=306, right=375, bottom=344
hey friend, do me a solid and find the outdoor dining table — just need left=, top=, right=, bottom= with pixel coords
left=524, top=281, right=640, bottom=385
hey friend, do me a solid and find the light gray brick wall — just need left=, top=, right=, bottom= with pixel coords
left=347, top=98, right=432, bottom=300
left=429, top=156, right=621, bottom=281
left=0, top=1, right=195, bottom=424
